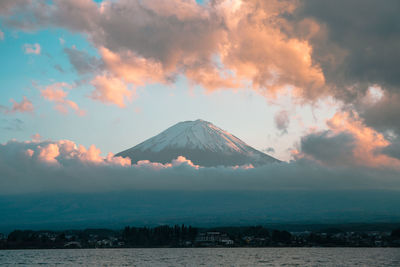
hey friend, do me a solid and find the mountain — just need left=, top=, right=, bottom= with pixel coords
left=116, top=119, right=280, bottom=167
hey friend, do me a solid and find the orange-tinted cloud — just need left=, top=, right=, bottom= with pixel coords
left=135, top=156, right=200, bottom=170
left=1, top=96, right=34, bottom=114
left=9, top=96, right=34, bottom=113
left=99, top=47, right=166, bottom=86
left=171, top=156, right=200, bottom=169
left=41, top=82, right=85, bottom=115
left=76, top=144, right=103, bottom=164
left=327, top=111, right=399, bottom=167
left=23, top=43, right=41, bottom=55
left=90, top=74, right=133, bottom=107
left=31, top=133, right=41, bottom=142
left=300, top=110, right=400, bottom=168
left=106, top=152, right=131, bottom=166
left=216, top=0, right=325, bottom=99
left=2, top=139, right=400, bottom=195
left=27, top=139, right=131, bottom=167
left=4, top=0, right=327, bottom=103
left=114, top=0, right=324, bottom=99
left=5, top=0, right=400, bottom=116
left=92, top=0, right=325, bottom=101
left=38, top=143, right=60, bottom=164
left=25, top=148, right=34, bottom=157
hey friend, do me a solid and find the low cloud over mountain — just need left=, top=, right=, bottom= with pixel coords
left=1, top=137, right=400, bottom=195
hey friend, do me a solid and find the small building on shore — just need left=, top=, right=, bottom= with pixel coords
left=195, top=232, right=234, bottom=246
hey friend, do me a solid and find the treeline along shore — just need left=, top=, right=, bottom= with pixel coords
left=1, top=225, right=400, bottom=249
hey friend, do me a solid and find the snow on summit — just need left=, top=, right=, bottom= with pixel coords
left=116, top=119, right=280, bottom=167
left=136, top=119, right=249, bottom=153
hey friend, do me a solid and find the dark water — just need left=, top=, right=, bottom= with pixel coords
left=1, top=247, right=399, bottom=266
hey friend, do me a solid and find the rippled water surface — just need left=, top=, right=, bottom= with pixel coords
left=1, top=247, right=400, bottom=266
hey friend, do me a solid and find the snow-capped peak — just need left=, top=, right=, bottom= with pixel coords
left=116, top=119, right=280, bottom=166
left=135, top=119, right=250, bottom=153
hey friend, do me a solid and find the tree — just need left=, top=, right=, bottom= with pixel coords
left=391, top=228, right=400, bottom=238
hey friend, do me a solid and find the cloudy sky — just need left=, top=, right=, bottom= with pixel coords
left=1, top=0, right=400, bottom=194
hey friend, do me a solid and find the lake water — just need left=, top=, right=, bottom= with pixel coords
left=1, top=247, right=399, bottom=266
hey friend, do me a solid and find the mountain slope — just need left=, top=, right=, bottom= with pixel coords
left=116, top=119, right=280, bottom=167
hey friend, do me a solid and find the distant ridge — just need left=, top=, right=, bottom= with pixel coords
left=116, top=119, right=280, bottom=167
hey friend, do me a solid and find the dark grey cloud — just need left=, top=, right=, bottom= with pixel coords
left=285, top=0, right=400, bottom=161
left=358, top=93, right=400, bottom=136
left=300, top=130, right=356, bottom=166
left=1, top=0, right=221, bottom=69
left=293, top=0, right=400, bottom=101
left=54, top=64, right=65, bottom=73
left=2, top=0, right=400, bottom=159
left=3, top=0, right=400, bottom=98
left=2, top=0, right=97, bottom=31
left=380, top=142, right=400, bottom=160
left=263, top=147, right=275, bottom=154
left=0, top=0, right=29, bottom=15
left=64, top=47, right=103, bottom=74
left=0, top=0, right=329, bottom=96
left=1, top=118, right=24, bottom=131
left=94, top=1, right=221, bottom=69
left=274, top=110, right=290, bottom=134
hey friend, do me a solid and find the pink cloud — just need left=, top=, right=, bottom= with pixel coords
left=31, top=133, right=41, bottom=142
left=77, top=144, right=103, bottom=164
left=3, top=139, right=400, bottom=194
left=23, top=43, right=41, bottom=55
left=298, top=111, right=400, bottom=169
left=25, top=149, right=34, bottom=157
left=41, top=83, right=85, bottom=115
left=10, top=0, right=327, bottom=103
left=326, top=111, right=399, bottom=167
left=135, top=160, right=169, bottom=170
left=231, top=164, right=254, bottom=170
left=41, top=84, right=69, bottom=101
left=99, top=47, right=165, bottom=86
left=131, top=156, right=252, bottom=170
left=92, top=0, right=325, bottom=100
left=90, top=74, right=134, bottom=108
left=105, top=153, right=131, bottom=166
left=134, top=156, right=200, bottom=170
left=8, top=96, right=34, bottom=113
left=24, top=139, right=132, bottom=167
left=38, top=143, right=60, bottom=164
left=171, top=156, right=200, bottom=169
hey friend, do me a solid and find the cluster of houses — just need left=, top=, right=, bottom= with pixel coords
left=1, top=227, right=400, bottom=248
left=290, top=230, right=400, bottom=247
left=60, top=231, right=236, bottom=248
left=63, top=233, right=125, bottom=248
left=194, top=230, right=400, bottom=247
left=195, top=232, right=234, bottom=246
